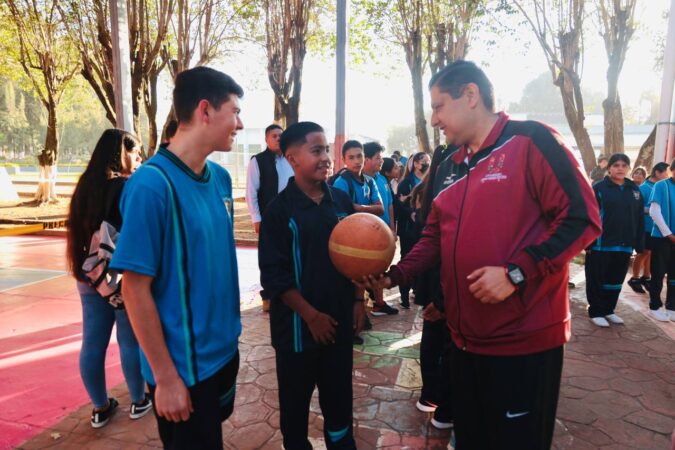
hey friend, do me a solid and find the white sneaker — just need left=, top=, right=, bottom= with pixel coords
left=668, top=310, right=675, bottom=322
left=605, top=314, right=624, bottom=324
left=649, top=309, right=670, bottom=322
left=591, top=317, right=610, bottom=327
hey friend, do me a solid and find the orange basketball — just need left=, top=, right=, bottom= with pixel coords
left=328, top=213, right=396, bottom=280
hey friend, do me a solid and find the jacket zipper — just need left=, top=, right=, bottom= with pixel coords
left=453, top=163, right=470, bottom=350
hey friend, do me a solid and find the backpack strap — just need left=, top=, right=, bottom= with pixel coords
left=339, top=170, right=356, bottom=203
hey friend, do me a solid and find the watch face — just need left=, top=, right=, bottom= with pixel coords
left=509, top=268, right=524, bottom=284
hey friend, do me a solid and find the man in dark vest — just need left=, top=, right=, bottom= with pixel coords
left=246, top=124, right=293, bottom=312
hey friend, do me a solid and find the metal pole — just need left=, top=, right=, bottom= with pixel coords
left=334, top=0, right=348, bottom=169
left=654, top=0, right=675, bottom=163
left=110, top=0, right=134, bottom=132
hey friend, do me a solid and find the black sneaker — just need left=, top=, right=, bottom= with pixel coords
left=363, top=316, right=373, bottom=330
left=400, top=301, right=411, bottom=309
left=353, top=335, right=364, bottom=345
left=640, top=277, right=651, bottom=291
left=627, top=277, right=645, bottom=293
left=129, top=394, right=153, bottom=419
left=371, top=303, right=399, bottom=316
left=91, top=397, right=119, bottom=429
left=431, top=406, right=454, bottom=429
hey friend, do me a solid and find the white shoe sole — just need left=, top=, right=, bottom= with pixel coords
left=416, top=400, right=437, bottom=412
left=605, top=315, right=624, bottom=324
left=431, top=418, right=453, bottom=429
left=590, top=318, right=610, bottom=327
left=649, top=312, right=671, bottom=322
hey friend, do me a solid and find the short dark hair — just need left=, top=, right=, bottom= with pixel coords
left=164, top=119, right=178, bottom=141
left=265, top=124, right=283, bottom=136
left=632, top=167, right=647, bottom=178
left=669, top=159, right=675, bottom=172
left=652, top=162, right=669, bottom=177
left=392, top=150, right=402, bottom=156
left=342, top=139, right=363, bottom=157
left=173, top=67, right=244, bottom=124
left=279, top=121, right=324, bottom=155
left=363, top=141, right=384, bottom=159
left=428, top=60, right=494, bottom=112
left=381, top=157, right=396, bottom=175
left=608, top=153, right=630, bottom=167
left=598, top=155, right=609, bottom=163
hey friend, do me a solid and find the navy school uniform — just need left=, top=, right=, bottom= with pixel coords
left=585, top=177, right=644, bottom=318
left=259, top=177, right=357, bottom=450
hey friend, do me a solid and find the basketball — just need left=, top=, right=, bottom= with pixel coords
left=328, top=213, right=396, bottom=280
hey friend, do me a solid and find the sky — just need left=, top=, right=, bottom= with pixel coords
left=156, top=0, right=670, bottom=145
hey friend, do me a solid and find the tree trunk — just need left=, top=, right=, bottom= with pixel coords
left=635, top=124, right=657, bottom=170
left=602, top=96, right=624, bottom=155
left=558, top=78, right=595, bottom=174
left=412, top=66, right=431, bottom=154
left=35, top=101, right=58, bottom=204
left=144, top=72, right=160, bottom=157
left=407, top=30, right=431, bottom=154
left=273, top=96, right=287, bottom=129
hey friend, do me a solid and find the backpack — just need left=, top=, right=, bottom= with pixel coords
left=328, top=168, right=356, bottom=202
left=82, top=220, right=124, bottom=309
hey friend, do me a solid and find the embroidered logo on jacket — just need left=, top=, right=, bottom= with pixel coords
left=481, top=154, right=508, bottom=183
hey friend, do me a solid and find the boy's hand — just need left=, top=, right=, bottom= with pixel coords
left=307, top=311, right=338, bottom=345
left=422, top=303, right=444, bottom=322
left=154, top=375, right=193, bottom=422
left=353, top=274, right=391, bottom=291
left=353, top=301, right=366, bottom=334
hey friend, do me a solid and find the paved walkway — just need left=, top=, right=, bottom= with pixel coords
left=1, top=236, right=674, bottom=449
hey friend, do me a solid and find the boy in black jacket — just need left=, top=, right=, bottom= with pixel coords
left=259, top=122, right=366, bottom=450
left=586, top=153, right=645, bottom=327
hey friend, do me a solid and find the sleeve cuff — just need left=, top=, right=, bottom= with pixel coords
left=509, top=250, right=542, bottom=280
left=386, top=266, right=405, bottom=288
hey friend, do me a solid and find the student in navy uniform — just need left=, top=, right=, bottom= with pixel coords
left=395, top=151, right=431, bottom=308
left=259, top=122, right=366, bottom=450
left=334, top=140, right=398, bottom=317
left=246, top=124, right=293, bottom=312
left=585, top=153, right=645, bottom=327
left=628, top=163, right=669, bottom=293
left=111, top=67, right=244, bottom=450
left=647, top=159, right=675, bottom=322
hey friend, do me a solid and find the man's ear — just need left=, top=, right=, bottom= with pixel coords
left=464, top=83, right=481, bottom=109
left=285, top=149, right=296, bottom=167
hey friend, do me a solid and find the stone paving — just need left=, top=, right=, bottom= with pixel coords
left=13, top=264, right=675, bottom=449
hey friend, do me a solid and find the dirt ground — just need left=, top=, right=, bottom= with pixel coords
left=0, top=200, right=69, bottom=221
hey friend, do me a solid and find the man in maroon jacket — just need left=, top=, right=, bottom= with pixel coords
left=359, top=61, right=601, bottom=449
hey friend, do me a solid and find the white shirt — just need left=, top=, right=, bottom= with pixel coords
left=246, top=152, right=293, bottom=223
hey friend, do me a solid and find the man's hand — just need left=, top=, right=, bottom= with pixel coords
left=422, top=303, right=444, bottom=322
left=307, top=311, right=338, bottom=345
left=154, top=375, right=193, bottom=422
left=467, top=266, right=516, bottom=304
left=353, top=302, right=366, bottom=334
left=668, top=234, right=675, bottom=245
left=353, top=274, right=391, bottom=292
left=254, top=222, right=260, bottom=234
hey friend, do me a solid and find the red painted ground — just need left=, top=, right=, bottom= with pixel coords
left=0, top=236, right=261, bottom=450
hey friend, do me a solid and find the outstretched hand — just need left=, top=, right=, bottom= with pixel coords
left=353, top=274, right=391, bottom=292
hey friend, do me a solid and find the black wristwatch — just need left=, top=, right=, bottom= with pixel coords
left=506, top=264, right=526, bottom=289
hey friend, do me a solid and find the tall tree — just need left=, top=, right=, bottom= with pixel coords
left=595, top=0, right=637, bottom=155
left=263, top=0, right=314, bottom=127
left=5, top=0, right=79, bottom=203
left=158, top=0, right=255, bottom=145
left=425, top=0, right=486, bottom=147
left=60, top=0, right=173, bottom=153
left=515, top=0, right=596, bottom=174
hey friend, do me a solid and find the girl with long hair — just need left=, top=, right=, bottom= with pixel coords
left=66, top=129, right=150, bottom=428
left=394, top=151, right=431, bottom=308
